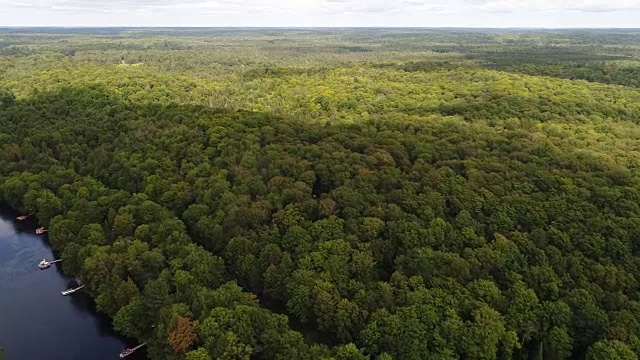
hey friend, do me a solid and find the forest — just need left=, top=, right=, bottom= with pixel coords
left=1, top=28, right=640, bottom=359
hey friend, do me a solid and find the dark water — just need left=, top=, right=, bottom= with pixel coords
left=0, top=206, right=146, bottom=360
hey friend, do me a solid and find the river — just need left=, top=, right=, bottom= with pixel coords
left=0, top=206, right=147, bottom=360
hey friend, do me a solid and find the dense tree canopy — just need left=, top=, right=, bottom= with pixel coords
left=2, top=28, right=640, bottom=359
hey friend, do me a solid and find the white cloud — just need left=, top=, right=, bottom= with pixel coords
left=463, top=0, right=640, bottom=13
left=0, top=0, right=638, bottom=27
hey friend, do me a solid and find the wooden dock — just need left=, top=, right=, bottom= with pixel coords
left=62, top=285, right=85, bottom=296
left=120, top=342, right=147, bottom=358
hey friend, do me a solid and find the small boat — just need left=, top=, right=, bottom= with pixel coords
left=38, top=259, right=51, bottom=270
left=35, top=227, right=47, bottom=235
left=16, top=215, right=28, bottom=221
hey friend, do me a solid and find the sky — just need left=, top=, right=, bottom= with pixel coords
left=1, top=0, right=640, bottom=28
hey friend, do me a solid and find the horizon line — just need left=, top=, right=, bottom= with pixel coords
left=1, top=26, right=640, bottom=30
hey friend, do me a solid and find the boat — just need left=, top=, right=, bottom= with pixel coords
left=38, top=259, right=51, bottom=270
left=16, top=215, right=28, bottom=221
left=35, top=227, right=47, bottom=235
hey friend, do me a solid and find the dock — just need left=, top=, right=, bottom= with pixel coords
left=35, top=227, right=49, bottom=235
left=120, top=342, right=147, bottom=358
left=17, top=212, right=34, bottom=221
left=62, top=285, right=85, bottom=296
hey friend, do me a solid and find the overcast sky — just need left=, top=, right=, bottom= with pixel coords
left=2, top=0, right=640, bottom=27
